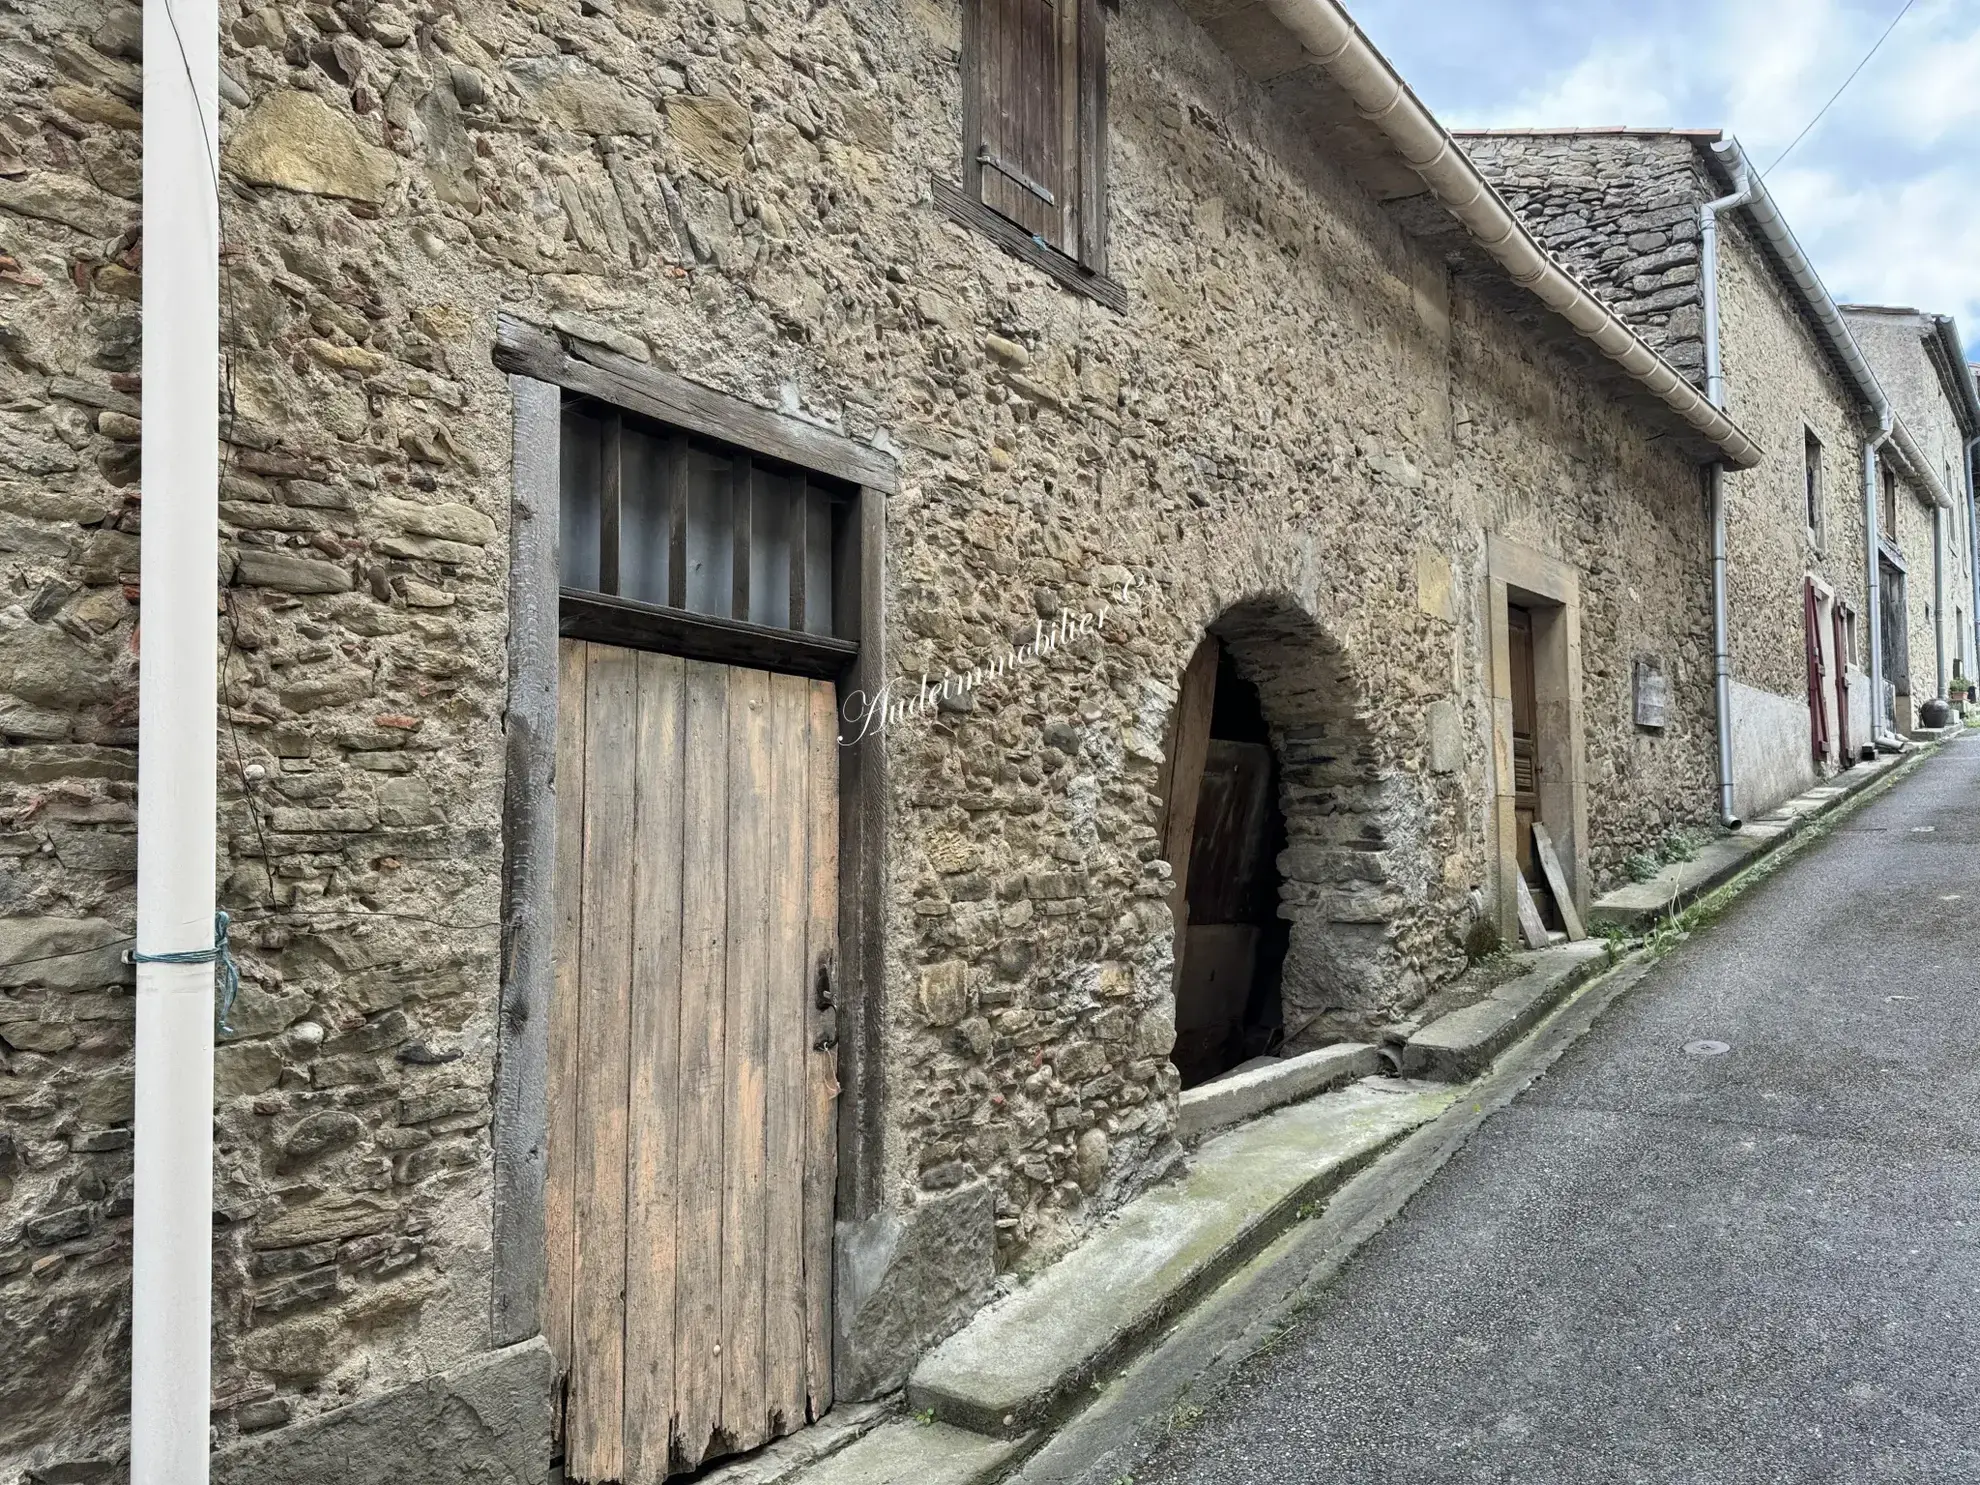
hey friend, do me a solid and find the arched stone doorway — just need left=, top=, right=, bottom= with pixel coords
left=1157, top=595, right=1403, bottom=1088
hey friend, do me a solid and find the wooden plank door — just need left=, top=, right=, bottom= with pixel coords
left=1506, top=606, right=1555, bottom=927
left=1160, top=638, right=1220, bottom=989
left=547, top=640, right=839, bottom=1483
left=1172, top=739, right=1273, bottom=1087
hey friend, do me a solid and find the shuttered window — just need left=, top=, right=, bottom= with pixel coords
left=558, top=398, right=859, bottom=680
left=962, top=0, right=1108, bottom=273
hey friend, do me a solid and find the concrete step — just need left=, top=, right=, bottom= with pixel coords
left=777, top=1419, right=1028, bottom=1485
left=906, top=1078, right=1458, bottom=1437
left=1398, top=941, right=1610, bottom=1081
left=1176, top=1041, right=1379, bottom=1142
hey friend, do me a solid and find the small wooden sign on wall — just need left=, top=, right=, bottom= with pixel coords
left=1634, top=657, right=1668, bottom=730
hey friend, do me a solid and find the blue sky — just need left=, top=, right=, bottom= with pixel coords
left=1349, top=0, right=1980, bottom=359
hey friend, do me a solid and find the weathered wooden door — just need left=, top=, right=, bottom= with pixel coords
left=1507, top=606, right=1554, bottom=925
left=1805, top=579, right=1831, bottom=763
left=547, top=639, right=839, bottom=1482
left=1173, top=739, right=1274, bottom=1086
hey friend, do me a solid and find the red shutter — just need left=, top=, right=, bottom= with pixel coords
left=1805, top=579, right=1830, bottom=762
left=975, top=0, right=1069, bottom=250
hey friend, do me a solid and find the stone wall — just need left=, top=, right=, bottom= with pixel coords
left=0, top=0, right=1720, bottom=1473
left=1844, top=308, right=1978, bottom=705
left=1458, top=131, right=1714, bottom=383
left=1714, top=214, right=1871, bottom=805
left=1465, top=131, right=1899, bottom=810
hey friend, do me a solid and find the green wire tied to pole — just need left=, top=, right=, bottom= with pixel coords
left=127, top=911, right=241, bottom=1037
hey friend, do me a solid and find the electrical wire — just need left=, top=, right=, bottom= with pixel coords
left=1764, top=0, right=1919, bottom=177
left=0, top=937, right=137, bottom=973
left=0, top=910, right=502, bottom=980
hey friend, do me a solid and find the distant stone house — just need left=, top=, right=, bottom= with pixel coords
left=1463, top=128, right=1962, bottom=816
left=1839, top=305, right=1980, bottom=721
left=0, top=2, right=1764, bottom=1482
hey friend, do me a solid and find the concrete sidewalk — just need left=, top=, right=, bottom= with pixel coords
left=1586, top=745, right=1924, bottom=933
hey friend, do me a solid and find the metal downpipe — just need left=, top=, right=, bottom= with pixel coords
left=1967, top=432, right=1980, bottom=685
left=133, top=0, right=220, bottom=1472
left=1709, top=464, right=1739, bottom=826
left=1702, top=164, right=1751, bottom=827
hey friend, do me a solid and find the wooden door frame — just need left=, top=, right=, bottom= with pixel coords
left=490, top=321, right=895, bottom=1358
left=1485, top=538, right=1588, bottom=949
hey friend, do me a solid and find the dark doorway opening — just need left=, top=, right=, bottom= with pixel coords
left=1170, top=644, right=1289, bottom=1090
left=1881, top=558, right=1910, bottom=734
left=1506, top=603, right=1561, bottom=932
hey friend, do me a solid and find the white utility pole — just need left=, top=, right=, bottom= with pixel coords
left=133, top=0, right=220, bottom=1473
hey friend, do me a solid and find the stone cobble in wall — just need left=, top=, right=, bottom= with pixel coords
left=1462, top=132, right=1715, bottom=383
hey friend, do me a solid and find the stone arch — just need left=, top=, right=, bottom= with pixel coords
left=1163, top=591, right=1412, bottom=1061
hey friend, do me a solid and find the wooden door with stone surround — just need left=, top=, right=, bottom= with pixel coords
left=547, top=639, right=839, bottom=1482
left=1507, top=606, right=1556, bottom=928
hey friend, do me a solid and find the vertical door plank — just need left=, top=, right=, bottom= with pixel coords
left=1161, top=639, right=1219, bottom=982
left=625, top=652, right=686, bottom=1484
left=722, top=666, right=774, bottom=1452
left=674, top=660, right=730, bottom=1469
left=763, top=673, right=811, bottom=1435
left=545, top=640, right=588, bottom=1403
left=569, top=642, right=637, bottom=1482
left=1513, top=873, right=1551, bottom=950
left=1530, top=825, right=1586, bottom=942
left=801, top=678, right=840, bottom=1418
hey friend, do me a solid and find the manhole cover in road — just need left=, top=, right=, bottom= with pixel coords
left=1684, top=1040, right=1731, bottom=1056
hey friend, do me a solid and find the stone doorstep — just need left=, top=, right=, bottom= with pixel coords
left=692, top=1399, right=898, bottom=1485
left=776, top=1419, right=1031, bottom=1485
left=1175, top=1041, right=1381, bottom=1142
left=905, top=1079, right=1459, bottom=1440
left=1585, top=748, right=1917, bottom=935
left=1397, top=940, right=1612, bottom=1082
left=1909, top=723, right=1961, bottom=743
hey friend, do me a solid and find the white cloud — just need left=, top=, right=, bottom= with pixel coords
left=1862, top=1, right=1980, bottom=145
left=1448, top=37, right=1681, bottom=129
left=1717, top=0, right=1853, bottom=151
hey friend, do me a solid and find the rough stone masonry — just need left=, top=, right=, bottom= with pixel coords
left=0, top=0, right=1729, bottom=1475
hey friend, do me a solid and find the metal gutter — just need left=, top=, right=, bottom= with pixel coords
left=1261, top=0, right=1764, bottom=470
left=1708, top=138, right=1951, bottom=510
left=1929, top=317, right=1980, bottom=436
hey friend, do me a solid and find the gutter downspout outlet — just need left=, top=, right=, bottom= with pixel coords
left=1702, top=164, right=1752, bottom=828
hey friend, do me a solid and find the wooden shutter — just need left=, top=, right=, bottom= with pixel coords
left=1804, top=579, right=1829, bottom=762
left=972, top=0, right=1073, bottom=250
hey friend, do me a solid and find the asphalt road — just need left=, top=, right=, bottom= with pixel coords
left=1135, top=737, right=1980, bottom=1485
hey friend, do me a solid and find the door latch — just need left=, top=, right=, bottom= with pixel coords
left=813, top=1029, right=838, bottom=1052
left=814, top=959, right=835, bottom=1011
